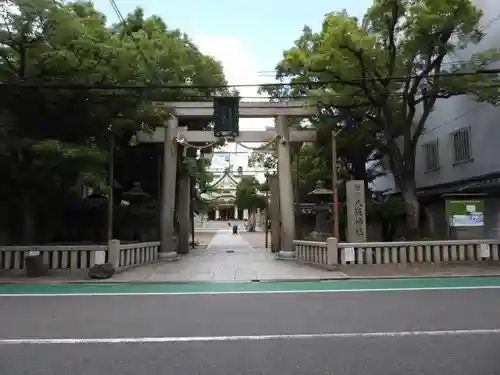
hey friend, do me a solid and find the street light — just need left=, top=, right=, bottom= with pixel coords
left=332, top=129, right=342, bottom=239
left=264, top=171, right=270, bottom=249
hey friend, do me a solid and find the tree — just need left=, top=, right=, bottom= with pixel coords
left=0, top=0, right=228, bottom=243
left=183, top=157, right=215, bottom=214
left=0, top=0, right=145, bottom=242
left=235, top=176, right=265, bottom=231
left=110, top=6, right=230, bottom=223
left=247, top=147, right=276, bottom=171
left=235, top=176, right=266, bottom=212
left=110, top=6, right=228, bottom=98
left=268, top=0, right=500, bottom=238
left=248, top=114, right=381, bottom=201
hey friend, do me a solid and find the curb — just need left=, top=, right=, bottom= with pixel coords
left=0, top=279, right=340, bottom=285
left=6, top=273, right=500, bottom=285
left=339, top=273, right=500, bottom=280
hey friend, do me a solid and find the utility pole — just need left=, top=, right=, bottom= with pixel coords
left=264, top=172, right=269, bottom=249
left=332, top=130, right=340, bottom=239
left=107, top=130, right=115, bottom=242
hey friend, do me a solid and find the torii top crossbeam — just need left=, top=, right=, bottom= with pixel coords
left=138, top=100, right=318, bottom=144
left=152, top=100, right=317, bottom=118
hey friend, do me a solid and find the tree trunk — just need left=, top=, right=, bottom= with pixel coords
left=190, top=181, right=195, bottom=247
left=402, top=183, right=420, bottom=240
left=351, top=156, right=368, bottom=183
left=381, top=220, right=397, bottom=241
left=21, top=195, right=36, bottom=245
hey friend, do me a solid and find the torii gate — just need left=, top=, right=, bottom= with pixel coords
left=137, top=100, right=317, bottom=259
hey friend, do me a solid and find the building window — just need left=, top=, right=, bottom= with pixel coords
left=423, top=140, right=439, bottom=172
left=452, top=127, right=472, bottom=163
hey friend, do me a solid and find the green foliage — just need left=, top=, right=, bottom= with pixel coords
left=0, top=0, right=229, bottom=241
left=183, top=157, right=216, bottom=213
left=235, top=176, right=266, bottom=212
left=0, top=0, right=227, bottom=186
left=293, top=144, right=330, bottom=201
left=264, top=0, right=500, bottom=236
left=247, top=146, right=276, bottom=170
left=368, top=195, right=405, bottom=220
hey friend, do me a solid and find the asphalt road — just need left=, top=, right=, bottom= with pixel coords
left=2, top=289, right=500, bottom=374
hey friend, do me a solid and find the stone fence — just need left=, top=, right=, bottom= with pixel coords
left=294, top=238, right=500, bottom=267
left=0, top=240, right=160, bottom=274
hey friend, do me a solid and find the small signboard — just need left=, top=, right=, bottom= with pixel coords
left=343, top=247, right=355, bottom=262
left=446, top=199, right=484, bottom=227
left=480, top=243, right=491, bottom=258
left=94, top=251, right=106, bottom=265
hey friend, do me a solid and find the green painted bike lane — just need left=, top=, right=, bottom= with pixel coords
left=1, top=276, right=500, bottom=295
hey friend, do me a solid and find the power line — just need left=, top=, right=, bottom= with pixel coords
left=108, top=0, right=159, bottom=83
left=423, top=105, right=484, bottom=135
left=257, top=59, right=488, bottom=76
left=2, top=69, right=499, bottom=90
left=480, top=12, right=500, bottom=31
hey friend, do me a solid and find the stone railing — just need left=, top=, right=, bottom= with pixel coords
left=293, top=238, right=500, bottom=267
left=294, top=240, right=331, bottom=265
left=0, top=240, right=161, bottom=273
left=0, top=245, right=108, bottom=272
left=112, top=240, right=160, bottom=270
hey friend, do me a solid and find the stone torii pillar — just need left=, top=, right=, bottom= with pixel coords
left=275, top=115, right=295, bottom=258
left=160, top=115, right=180, bottom=259
left=177, top=170, right=190, bottom=254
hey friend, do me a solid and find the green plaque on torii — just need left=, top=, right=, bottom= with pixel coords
left=213, top=96, right=240, bottom=137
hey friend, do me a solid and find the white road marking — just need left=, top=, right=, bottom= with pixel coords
left=1, top=284, right=500, bottom=297
left=1, top=329, right=500, bottom=345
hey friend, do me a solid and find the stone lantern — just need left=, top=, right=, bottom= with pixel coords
left=123, top=182, right=150, bottom=205
left=308, top=180, right=333, bottom=236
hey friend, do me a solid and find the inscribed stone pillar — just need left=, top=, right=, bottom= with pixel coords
left=346, top=180, right=367, bottom=242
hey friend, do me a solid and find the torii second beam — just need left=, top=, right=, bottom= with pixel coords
left=137, top=128, right=317, bottom=143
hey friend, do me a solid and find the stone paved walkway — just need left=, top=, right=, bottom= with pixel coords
left=114, top=229, right=342, bottom=282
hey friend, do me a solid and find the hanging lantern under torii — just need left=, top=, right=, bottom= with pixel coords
left=213, top=96, right=240, bottom=138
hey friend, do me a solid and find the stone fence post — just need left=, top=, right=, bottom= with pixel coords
left=107, top=239, right=120, bottom=267
left=326, top=237, right=338, bottom=266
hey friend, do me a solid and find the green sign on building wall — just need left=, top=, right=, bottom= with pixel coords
left=445, top=199, right=484, bottom=227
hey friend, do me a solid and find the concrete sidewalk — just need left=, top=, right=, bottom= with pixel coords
left=113, top=230, right=341, bottom=282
